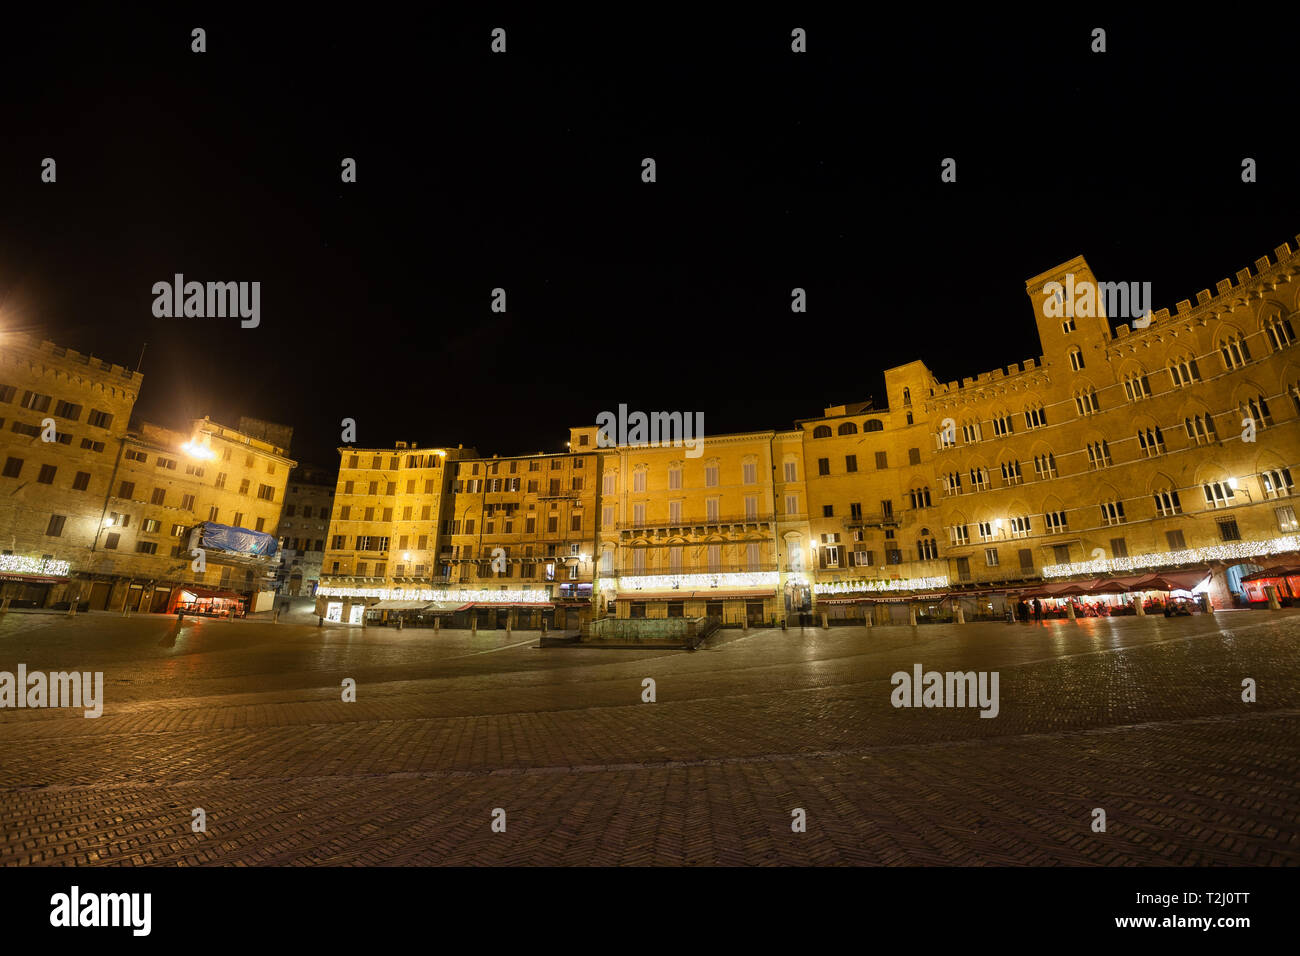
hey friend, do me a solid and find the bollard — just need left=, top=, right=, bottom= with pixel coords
left=1134, top=597, right=1145, bottom=616
left=273, top=609, right=280, bottom=624
left=318, top=615, right=323, bottom=627
left=361, top=611, right=367, bottom=628
left=1066, top=601, right=1076, bottom=621
left=397, top=616, right=403, bottom=631
left=908, top=604, right=917, bottom=626
left=1266, top=585, right=1281, bottom=610
left=820, top=610, right=828, bottom=629
left=955, top=603, right=965, bottom=624
left=0, top=596, right=9, bottom=616
left=434, top=616, right=441, bottom=633
left=1201, top=593, right=1214, bottom=615
left=472, top=616, right=479, bottom=635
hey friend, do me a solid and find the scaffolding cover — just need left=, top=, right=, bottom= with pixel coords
left=196, top=522, right=279, bottom=557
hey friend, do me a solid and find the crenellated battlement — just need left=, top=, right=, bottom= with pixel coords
left=2, top=331, right=143, bottom=385
left=1111, top=235, right=1299, bottom=343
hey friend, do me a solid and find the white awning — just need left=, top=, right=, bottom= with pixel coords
left=370, top=599, right=431, bottom=610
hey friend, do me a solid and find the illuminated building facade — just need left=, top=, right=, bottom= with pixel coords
left=442, top=439, right=600, bottom=628
left=0, top=334, right=141, bottom=608
left=593, top=425, right=809, bottom=627
left=96, top=417, right=296, bottom=612
left=930, top=241, right=1300, bottom=609
left=314, top=442, right=475, bottom=624
left=0, top=330, right=297, bottom=613
left=312, top=234, right=1300, bottom=626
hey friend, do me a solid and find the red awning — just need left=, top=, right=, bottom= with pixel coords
left=1240, top=566, right=1300, bottom=583
left=1131, top=568, right=1212, bottom=592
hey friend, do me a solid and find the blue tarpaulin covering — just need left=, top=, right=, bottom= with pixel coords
left=196, top=522, right=278, bottom=556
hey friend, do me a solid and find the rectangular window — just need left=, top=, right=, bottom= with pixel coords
left=845, top=454, right=857, bottom=473
left=984, top=548, right=999, bottom=567
left=37, top=464, right=56, bottom=484
left=136, top=541, right=157, bottom=554
left=706, top=499, right=719, bottom=522
left=1217, top=518, right=1241, bottom=542
left=104, top=532, right=120, bottom=549
left=1, top=457, right=21, bottom=478
left=783, top=461, right=797, bottom=481
left=72, top=471, right=91, bottom=491
left=119, top=480, right=135, bottom=499
left=669, top=500, right=682, bottom=524
left=1110, top=537, right=1129, bottom=558
left=705, top=465, right=719, bottom=487
left=817, top=458, right=830, bottom=476
left=785, top=494, right=798, bottom=515
left=742, top=462, right=757, bottom=484
left=875, top=451, right=888, bottom=470
left=151, top=487, right=166, bottom=505
left=45, top=514, right=66, bottom=536
left=88, top=409, right=114, bottom=429
left=1166, top=529, right=1186, bottom=551
left=632, top=503, right=645, bottom=527
left=1275, top=505, right=1298, bottom=533
left=143, top=518, right=160, bottom=533
left=744, top=495, right=758, bottom=519
left=1018, top=548, right=1033, bottom=571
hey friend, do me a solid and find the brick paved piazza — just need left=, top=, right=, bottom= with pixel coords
left=1, top=609, right=1297, bottom=866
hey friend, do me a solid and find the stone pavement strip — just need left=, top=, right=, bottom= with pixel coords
left=0, top=610, right=1297, bottom=865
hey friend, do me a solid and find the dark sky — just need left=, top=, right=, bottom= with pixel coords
left=2, top=8, right=1296, bottom=469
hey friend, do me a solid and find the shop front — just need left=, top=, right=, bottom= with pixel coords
left=1019, top=568, right=1213, bottom=617
left=1240, top=566, right=1300, bottom=605
left=613, top=589, right=780, bottom=627
left=172, top=586, right=247, bottom=617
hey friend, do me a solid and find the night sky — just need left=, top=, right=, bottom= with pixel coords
left=2, top=8, right=1296, bottom=470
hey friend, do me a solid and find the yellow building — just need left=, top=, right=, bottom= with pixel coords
left=930, top=239, right=1300, bottom=609
left=796, top=361, right=952, bottom=622
left=314, top=442, right=475, bottom=624
left=96, top=417, right=296, bottom=613
left=0, top=334, right=141, bottom=608
left=594, top=425, right=810, bottom=626
left=319, top=233, right=1300, bottom=627
left=442, top=439, right=600, bottom=629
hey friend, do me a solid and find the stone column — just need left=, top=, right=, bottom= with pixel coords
left=1266, top=585, right=1281, bottom=610
left=908, top=603, right=917, bottom=626
left=1133, top=596, right=1145, bottom=616
left=1066, top=601, right=1076, bottom=621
